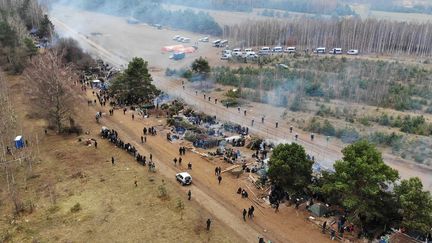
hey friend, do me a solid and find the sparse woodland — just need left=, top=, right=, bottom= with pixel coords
left=223, top=17, right=432, bottom=56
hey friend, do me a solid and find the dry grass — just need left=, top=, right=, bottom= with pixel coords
left=0, top=133, right=242, bottom=242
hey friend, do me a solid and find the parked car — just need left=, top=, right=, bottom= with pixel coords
left=199, top=36, right=209, bottom=42
left=347, top=49, right=359, bottom=55
left=233, top=50, right=243, bottom=57
left=221, top=54, right=232, bottom=60
left=272, top=46, right=283, bottom=53
left=223, top=49, right=232, bottom=55
left=172, top=35, right=181, bottom=41
left=243, top=51, right=258, bottom=59
left=212, top=39, right=221, bottom=47
left=284, top=47, right=296, bottom=53
left=182, top=38, right=191, bottom=43
left=259, top=46, right=271, bottom=55
left=176, top=172, right=192, bottom=185
left=329, top=48, right=342, bottom=54
left=244, top=48, right=253, bottom=53
left=314, top=47, right=326, bottom=54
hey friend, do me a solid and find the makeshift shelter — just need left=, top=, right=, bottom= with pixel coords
left=308, top=203, right=329, bottom=217
left=161, top=44, right=184, bottom=52
left=14, top=136, right=24, bottom=149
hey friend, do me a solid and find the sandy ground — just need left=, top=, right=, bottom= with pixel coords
left=49, top=5, right=432, bottom=192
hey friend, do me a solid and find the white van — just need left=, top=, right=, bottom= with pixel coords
left=212, top=39, right=221, bottom=47
left=182, top=38, right=191, bottom=43
left=243, top=51, right=258, bottom=58
left=315, top=47, right=326, bottom=54
left=284, top=47, right=296, bottom=53
left=259, top=47, right=271, bottom=55
left=272, top=46, right=283, bottom=53
left=329, top=48, right=342, bottom=54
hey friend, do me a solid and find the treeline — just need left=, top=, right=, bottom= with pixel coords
left=371, top=0, right=432, bottom=14
left=166, top=0, right=253, bottom=12
left=0, top=0, right=49, bottom=73
left=58, top=0, right=222, bottom=36
left=252, top=0, right=356, bottom=16
left=223, top=17, right=432, bottom=56
left=166, top=0, right=355, bottom=16
left=212, top=57, right=432, bottom=111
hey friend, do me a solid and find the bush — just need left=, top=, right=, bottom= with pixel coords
left=367, top=132, right=403, bottom=147
left=289, top=95, right=302, bottom=112
left=70, top=203, right=81, bottom=213
left=336, top=127, right=360, bottom=144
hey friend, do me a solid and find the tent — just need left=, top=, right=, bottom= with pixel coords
left=308, top=203, right=328, bottom=217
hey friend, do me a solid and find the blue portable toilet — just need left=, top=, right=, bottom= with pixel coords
left=14, top=136, right=24, bottom=149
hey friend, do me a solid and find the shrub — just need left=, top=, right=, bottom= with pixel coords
left=70, top=203, right=81, bottom=213
left=289, top=95, right=302, bottom=112
left=336, top=127, right=360, bottom=144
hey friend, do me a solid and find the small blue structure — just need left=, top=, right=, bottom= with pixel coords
left=14, top=136, right=24, bottom=149
left=171, top=52, right=185, bottom=60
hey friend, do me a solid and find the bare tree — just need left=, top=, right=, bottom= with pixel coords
left=25, top=50, right=77, bottom=133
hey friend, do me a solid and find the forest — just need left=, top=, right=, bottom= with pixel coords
left=166, top=0, right=356, bottom=16
left=211, top=57, right=432, bottom=111
left=0, top=0, right=48, bottom=74
left=53, top=0, right=222, bottom=35
left=223, top=17, right=432, bottom=56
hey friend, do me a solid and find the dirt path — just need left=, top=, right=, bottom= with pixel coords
left=85, top=95, right=332, bottom=242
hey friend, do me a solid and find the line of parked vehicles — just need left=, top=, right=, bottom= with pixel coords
left=220, top=46, right=359, bottom=60
left=172, top=35, right=209, bottom=43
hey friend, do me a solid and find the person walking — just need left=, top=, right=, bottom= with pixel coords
left=111, top=156, right=115, bottom=165
left=275, top=201, right=280, bottom=212
left=178, top=157, right=182, bottom=166
left=322, top=221, right=327, bottom=234
left=187, top=190, right=191, bottom=200
left=188, top=162, right=192, bottom=170
left=94, top=140, right=98, bottom=149
left=206, top=218, right=211, bottom=231
left=251, top=119, right=254, bottom=126
left=134, top=180, right=138, bottom=187
left=173, top=157, right=177, bottom=165
left=132, top=114, right=135, bottom=120
left=141, top=136, right=144, bottom=143
left=250, top=206, right=255, bottom=218
left=215, top=167, right=219, bottom=176
left=150, top=153, right=153, bottom=162
left=242, top=209, right=247, bottom=221
left=275, top=122, right=278, bottom=128
left=330, top=229, right=335, bottom=240
left=144, top=136, right=147, bottom=143
left=217, top=175, right=222, bottom=184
